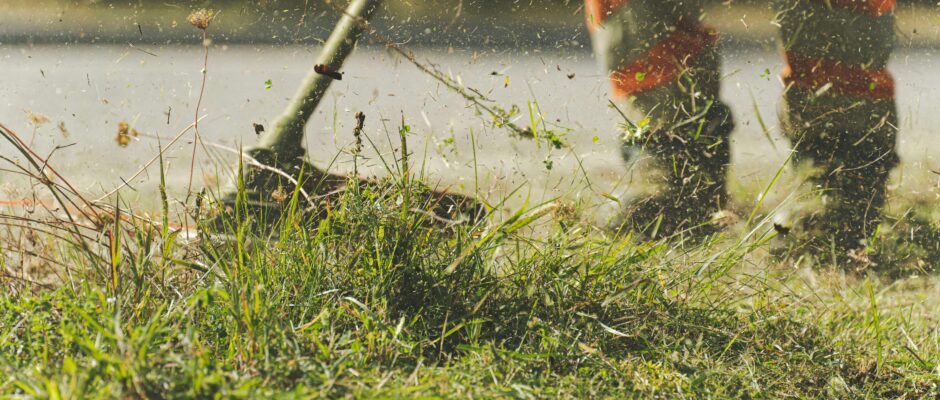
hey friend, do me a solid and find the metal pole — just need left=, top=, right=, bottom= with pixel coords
left=251, top=0, right=382, bottom=160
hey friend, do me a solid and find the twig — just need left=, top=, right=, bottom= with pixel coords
left=187, top=28, right=211, bottom=197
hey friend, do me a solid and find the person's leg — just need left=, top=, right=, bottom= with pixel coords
left=775, top=0, right=898, bottom=252
left=586, top=0, right=733, bottom=237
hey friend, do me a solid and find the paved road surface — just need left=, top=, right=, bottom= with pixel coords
left=2, top=45, right=938, bottom=219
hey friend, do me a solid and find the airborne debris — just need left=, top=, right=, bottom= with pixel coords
left=25, top=110, right=50, bottom=126
left=314, top=64, right=343, bottom=80
left=271, top=186, right=287, bottom=203
left=57, top=121, right=70, bottom=138
left=187, top=9, right=213, bottom=30
left=773, top=223, right=792, bottom=236
left=847, top=248, right=876, bottom=270
left=353, top=111, right=365, bottom=153
left=712, top=209, right=740, bottom=227
left=116, top=121, right=139, bottom=147
left=253, top=123, right=265, bottom=135
left=128, top=43, right=158, bottom=57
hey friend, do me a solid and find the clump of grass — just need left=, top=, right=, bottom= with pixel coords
left=0, top=122, right=937, bottom=398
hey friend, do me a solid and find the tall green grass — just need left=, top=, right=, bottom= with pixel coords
left=0, top=121, right=937, bottom=398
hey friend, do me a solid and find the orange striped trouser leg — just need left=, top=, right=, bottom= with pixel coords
left=776, top=0, right=898, bottom=168
left=776, top=0, right=898, bottom=243
left=586, top=0, right=728, bottom=134
left=587, top=0, right=734, bottom=213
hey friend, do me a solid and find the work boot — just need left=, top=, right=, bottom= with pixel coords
left=784, top=92, right=899, bottom=262
left=613, top=103, right=734, bottom=239
left=800, top=161, right=892, bottom=253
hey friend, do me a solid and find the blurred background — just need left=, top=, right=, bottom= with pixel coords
left=4, top=1, right=940, bottom=47
left=2, top=1, right=939, bottom=218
